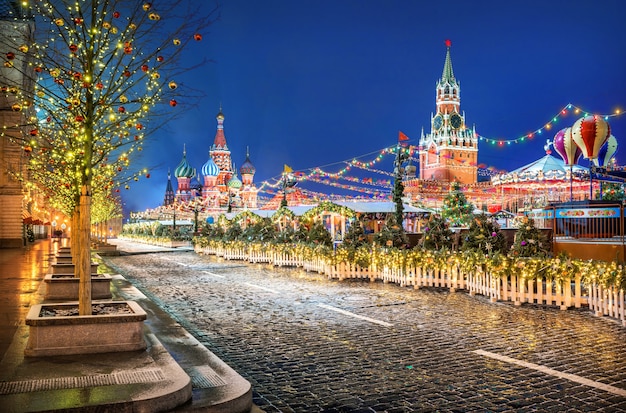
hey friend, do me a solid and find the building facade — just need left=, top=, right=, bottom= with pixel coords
left=0, top=3, right=34, bottom=247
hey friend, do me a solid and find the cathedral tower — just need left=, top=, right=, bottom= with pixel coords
left=418, top=40, right=478, bottom=184
left=163, top=169, right=174, bottom=206
left=210, top=108, right=233, bottom=192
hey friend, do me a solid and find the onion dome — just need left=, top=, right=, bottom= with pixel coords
left=202, top=156, right=220, bottom=177
left=239, top=147, right=256, bottom=175
left=174, top=145, right=195, bottom=178
left=227, top=170, right=242, bottom=190
left=190, top=175, right=202, bottom=191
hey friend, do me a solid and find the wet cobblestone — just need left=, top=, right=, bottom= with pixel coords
left=104, top=251, right=626, bottom=412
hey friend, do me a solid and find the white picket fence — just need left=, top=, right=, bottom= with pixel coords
left=193, top=244, right=626, bottom=327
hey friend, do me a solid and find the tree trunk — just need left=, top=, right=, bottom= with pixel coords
left=78, top=185, right=92, bottom=316
left=71, top=206, right=79, bottom=266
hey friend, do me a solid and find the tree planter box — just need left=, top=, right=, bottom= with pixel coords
left=92, top=242, right=120, bottom=256
left=55, top=254, right=73, bottom=264
left=43, top=273, right=113, bottom=300
left=25, top=301, right=147, bottom=357
left=50, top=262, right=98, bottom=275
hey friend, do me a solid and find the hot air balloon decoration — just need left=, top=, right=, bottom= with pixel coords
left=571, top=115, right=611, bottom=160
left=571, top=115, right=612, bottom=200
left=553, top=127, right=582, bottom=166
left=593, top=135, right=618, bottom=167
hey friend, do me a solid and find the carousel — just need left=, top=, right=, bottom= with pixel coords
left=491, top=116, right=618, bottom=212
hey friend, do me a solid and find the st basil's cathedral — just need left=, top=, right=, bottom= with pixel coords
left=163, top=109, right=258, bottom=210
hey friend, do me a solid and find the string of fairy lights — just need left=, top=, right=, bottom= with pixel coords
left=256, top=103, right=624, bottom=198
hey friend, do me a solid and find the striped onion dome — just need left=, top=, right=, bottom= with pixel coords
left=202, top=156, right=220, bottom=177
left=174, top=147, right=194, bottom=178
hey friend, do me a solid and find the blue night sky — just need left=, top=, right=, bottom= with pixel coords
left=123, top=0, right=626, bottom=214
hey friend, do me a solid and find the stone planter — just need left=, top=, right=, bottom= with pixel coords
left=25, top=300, right=147, bottom=357
left=55, top=254, right=73, bottom=264
left=50, top=262, right=98, bottom=275
left=92, top=242, right=120, bottom=256
left=43, top=273, right=113, bottom=300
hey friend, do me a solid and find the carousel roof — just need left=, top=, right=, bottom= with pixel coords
left=491, top=154, right=588, bottom=185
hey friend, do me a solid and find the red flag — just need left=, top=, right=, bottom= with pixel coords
left=398, top=131, right=409, bottom=141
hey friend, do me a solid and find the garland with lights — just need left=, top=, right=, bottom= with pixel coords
left=478, top=103, right=623, bottom=146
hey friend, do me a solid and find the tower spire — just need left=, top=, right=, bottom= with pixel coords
left=441, top=39, right=455, bottom=84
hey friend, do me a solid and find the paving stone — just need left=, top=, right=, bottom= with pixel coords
left=103, top=252, right=626, bottom=412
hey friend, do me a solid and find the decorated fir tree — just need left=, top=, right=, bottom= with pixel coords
left=441, top=182, right=474, bottom=227
left=597, top=183, right=626, bottom=201
left=342, top=222, right=369, bottom=249
left=461, top=214, right=507, bottom=255
left=374, top=214, right=408, bottom=248
left=419, top=214, right=453, bottom=251
left=305, top=221, right=333, bottom=247
left=510, top=216, right=549, bottom=258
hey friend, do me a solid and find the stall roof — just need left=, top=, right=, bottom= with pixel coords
left=249, top=201, right=429, bottom=218
left=335, top=201, right=430, bottom=213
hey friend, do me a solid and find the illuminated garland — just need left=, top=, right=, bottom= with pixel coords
left=478, top=103, right=624, bottom=146
left=253, top=103, right=623, bottom=203
left=301, top=200, right=356, bottom=220
left=306, top=177, right=390, bottom=194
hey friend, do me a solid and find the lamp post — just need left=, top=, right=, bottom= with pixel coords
left=172, top=199, right=177, bottom=231
left=191, top=197, right=202, bottom=234
left=393, top=143, right=410, bottom=227
left=281, top=172, right=288, bottom=208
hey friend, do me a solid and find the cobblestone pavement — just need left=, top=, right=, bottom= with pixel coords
left=102, top=251, right=626, bottom=413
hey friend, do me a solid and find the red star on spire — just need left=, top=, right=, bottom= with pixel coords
left=445, top=39, right=451, bottom=47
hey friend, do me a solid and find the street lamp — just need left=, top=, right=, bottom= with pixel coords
left=191, top=197, right=203, bottom=234
left=393, top=143, right=410, bottom=227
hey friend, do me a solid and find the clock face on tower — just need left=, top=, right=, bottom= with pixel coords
left=433, top=114, right=443, bottom=131
left=450, top=113, right=462, bottom=129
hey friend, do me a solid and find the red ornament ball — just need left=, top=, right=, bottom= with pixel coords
left=113, top=11, right=120, bottom=18
left=194, top=33, right=202, bottom=41
left=169, top=99, right=177, bottom=107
